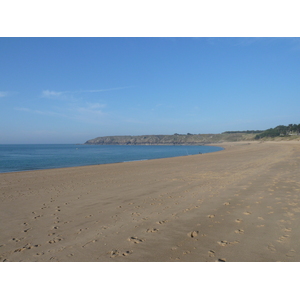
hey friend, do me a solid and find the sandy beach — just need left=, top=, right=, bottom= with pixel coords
left=1, top=141, right=300, bottom=262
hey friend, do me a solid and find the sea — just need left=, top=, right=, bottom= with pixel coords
left=0, top=144, right=223, bottom=173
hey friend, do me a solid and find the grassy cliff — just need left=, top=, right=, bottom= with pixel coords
left=84, top=125, right=300, bottom=145
left=84, top=133, right=257, bottom=145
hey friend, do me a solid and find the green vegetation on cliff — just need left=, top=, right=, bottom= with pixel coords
left=255, top=124, right=300, bottom=139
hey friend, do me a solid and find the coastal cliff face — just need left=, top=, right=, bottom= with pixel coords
left=84, top=133, right=256, bottom=145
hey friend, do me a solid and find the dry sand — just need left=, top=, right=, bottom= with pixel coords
left=1, top=141, right=300, bottom=262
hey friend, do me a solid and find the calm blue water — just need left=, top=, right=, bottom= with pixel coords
left=0, top=144, right=223, bottom=173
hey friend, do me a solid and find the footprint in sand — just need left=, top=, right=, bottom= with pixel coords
left=33, top=215, right=43, bottom=220
left=110, top=249, right=132, bottom=258
left=277, top=235, right=289, bottom=242
left=128, top=237, right=144, bottom=244
left=49, top=257, right=57, bottom=261
left=188, top=231, right=198, bottom=238
left=11, top=237, right=24, bottom=242
left=208, top=250, right=215, bottom=257
left=156, top=220, right=168, bottom=225
left=268, top=244, right=276, bottom=252
left=131, top=212, right=140, bottom=216
left=217, top=241, right=229, bottom=246
left=217, top=240, right=239, bottom=246
left=243, top=211, right=251, bottom=215
left=122, top=250, right=132, bottom=256
left=217, top=258, right=226, bottom=262
left=208, top=214, right=215, bottom=218
left=223, top=202, right=230, bottom=206
left=48, top=237, right=63, bottom=244
left=286, top=249, right=296, bottom=257
left=235, top=229, right=244, bottom=234
left=146, top=228, right=159, bottom=233
left=14, top=243, right=40, bottom=252
left=284, top=228, right=292, bottom=232
left=235, top=219, right=243, bottom=223
left=13, top=248, right=26, bottom=253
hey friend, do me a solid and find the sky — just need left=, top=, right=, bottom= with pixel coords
left=1, top=37, right=300, bottom=144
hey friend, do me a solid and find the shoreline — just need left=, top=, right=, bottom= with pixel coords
left=0, top=144, right=224, bottom=174
left=1, top=140, right=300, bottom=262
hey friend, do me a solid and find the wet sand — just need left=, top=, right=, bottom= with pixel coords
left=1, top=141, right=300, bottom=262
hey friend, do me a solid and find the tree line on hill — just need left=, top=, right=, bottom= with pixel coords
left=255, top=124, right=300, bottom=139
left=222, top=130, right=264, bottom=134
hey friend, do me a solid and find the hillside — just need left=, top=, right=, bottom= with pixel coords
left=84, top=133, right=257, bottom=145
left=85, top=124, right=300, bottom=145
left=255, top=124, right=300, bottom=139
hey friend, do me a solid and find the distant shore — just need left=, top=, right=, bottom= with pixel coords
left=84, top=133, right=257, bottom=145
left=1, top=140, right=300, bottom=261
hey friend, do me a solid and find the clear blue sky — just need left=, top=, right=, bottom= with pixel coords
left=1, top=37, right=300, bottom=144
